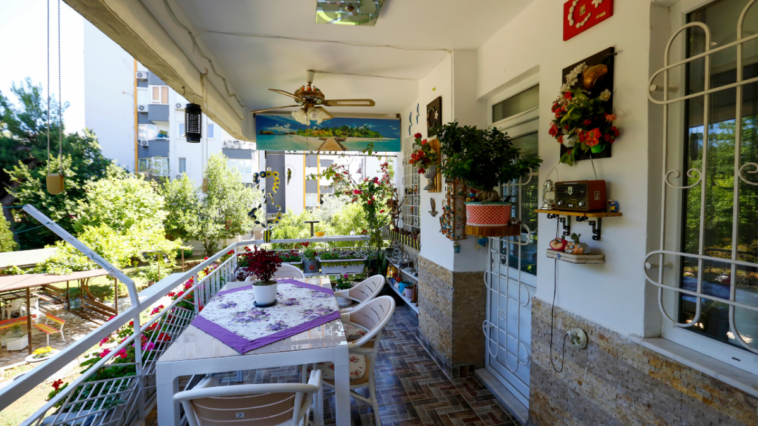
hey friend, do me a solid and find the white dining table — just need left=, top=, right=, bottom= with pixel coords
left=155, top=276, right=351, bottom=425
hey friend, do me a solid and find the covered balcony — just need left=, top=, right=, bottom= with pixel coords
left=1, top=0, right=758, bottom=425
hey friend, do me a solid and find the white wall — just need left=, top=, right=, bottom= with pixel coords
left=83, top=21, right=136, bottom=171
left=476, top=0, right=655, bottom=337
left=284, top=154, right=305, bottom=215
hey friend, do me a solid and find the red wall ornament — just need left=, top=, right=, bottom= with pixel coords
left=563, top=0, right=614, bottom=41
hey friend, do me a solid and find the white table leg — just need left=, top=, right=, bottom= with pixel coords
left=333, top=345, right=351, bottom=426
left=156, top=367, right=180, bottom=425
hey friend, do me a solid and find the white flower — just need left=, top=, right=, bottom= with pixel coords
left=599, top=89, right=612, bottom=102
left=564, top=135, right=577, bottom=148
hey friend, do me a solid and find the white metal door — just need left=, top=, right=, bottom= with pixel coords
left=484, top=116, right=539, bottom=408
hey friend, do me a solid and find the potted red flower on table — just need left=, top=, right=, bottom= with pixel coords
left=245, top=247, right=283, bottom=306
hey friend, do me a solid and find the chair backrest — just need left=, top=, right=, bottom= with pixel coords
left=175, top=369, right=322, bottom=426
left=346, top=295, right=395, bottom=355
left=46, top=313, right=65, bottom=326
left=347, top=275, right=384, bottom=305
left=273, top=264, right=305, bottom=279
left=0, top=316, right=27, bottom=330
left=8, top=299, right=23, bottom=310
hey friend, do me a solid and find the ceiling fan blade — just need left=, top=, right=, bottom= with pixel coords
left=321, top=108, right=335, bottom=120
left=269, top=89, right=303, bottom=102
left=250, top=105, right=301, bottom=114
left=323, top=99, right=375, bottom=107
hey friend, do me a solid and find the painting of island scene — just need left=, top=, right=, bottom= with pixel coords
left=255, top=114, right=401, bottom=152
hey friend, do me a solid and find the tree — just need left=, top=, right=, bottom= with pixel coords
left=161, top=173, right=201, bottom=242
left=1, top=79, right=111, bottom=249
left=0, top=214, right=16, bottom=253
left=195, top=154, right=261, bottom=256
left=75, top=165, right=166, bottom=234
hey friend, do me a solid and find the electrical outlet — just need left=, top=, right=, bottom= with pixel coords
left=567, top=328, right=588, bottom=349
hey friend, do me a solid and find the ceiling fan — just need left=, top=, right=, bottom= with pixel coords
left=250, top=70, right=375, bottom=125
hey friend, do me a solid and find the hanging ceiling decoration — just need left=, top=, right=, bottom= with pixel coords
left=250, top=70, right=375, bottom=125
left=315, top=0, right=384, bottom=26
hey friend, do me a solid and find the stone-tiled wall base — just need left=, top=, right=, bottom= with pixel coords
left=417, top=256, right=486, bottom=379
left=529, top=298, right=758, bottom=426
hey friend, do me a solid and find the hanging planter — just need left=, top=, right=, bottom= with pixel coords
left=409, top=133, right=441, bottom=192
left=46, top=174, right=65, bottom=195
left=435, top=122, right=542, bottom=237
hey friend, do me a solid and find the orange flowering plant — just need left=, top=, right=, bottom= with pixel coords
left=549, top=63, right=621, bottom=166
left=408, top=133, right=438, bottom=174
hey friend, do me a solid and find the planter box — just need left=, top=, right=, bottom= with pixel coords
left=318, top=257, right=366, bottom=275
left=283, top=261, right=303, bottom=269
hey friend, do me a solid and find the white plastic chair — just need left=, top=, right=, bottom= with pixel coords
left=334, top=275, right=384, bottom=313
left=5, top=299, right=23, bottom=319
left=22, top=297, right=40, bottom=318
left=313, top=296, right=395, bottom=426
left=273, top=264, right=305, bottom=279
left=174, top=369, right=324, bottom=426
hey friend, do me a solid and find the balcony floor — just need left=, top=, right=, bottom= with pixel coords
left=145, top=304, right=521, bottom=426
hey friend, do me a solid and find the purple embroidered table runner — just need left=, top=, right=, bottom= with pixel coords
left=191, top=279, right=340, bottom=354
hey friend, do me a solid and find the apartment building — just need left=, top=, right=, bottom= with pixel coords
left=82, top=21, right=259, bottom=187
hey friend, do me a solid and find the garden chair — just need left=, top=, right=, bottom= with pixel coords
left=33, top=313, right=66, bottom=346
left=4, top=299, right=24, bottom=320
left=334, top=274, right=384, bottom=314
left=310, top=295, right=395, bottom=426
left=273, top=264, right=305, bottom=279
left=174, top=369, right=324, bottom=426
left=22, top=297, right=40, bottom=318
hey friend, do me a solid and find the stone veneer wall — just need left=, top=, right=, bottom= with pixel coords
left=530, top=298, right=758, bottom=426
left=417, top=255, right=486, bottom=378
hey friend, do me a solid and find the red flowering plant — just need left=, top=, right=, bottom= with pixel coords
left=549, top=62, right=621, bottom=166
left=408, top=133, right=439, bottom=174
left=243, top=246, right=283, bottom=285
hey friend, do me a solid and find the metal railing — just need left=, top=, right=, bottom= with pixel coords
left=0, top=231, right=371, bottom=426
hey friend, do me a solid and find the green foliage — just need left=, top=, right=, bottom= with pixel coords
left=294, top=124, right=382, bottom=138
left=1, top=79, right=112, bottom=249
left=0, top=214, right=16, bottom=253
left=161, top=173, right=200, bottom=241
left=196, top=154, right=261, bottom=256
left=75, top=166, right=166, bottom=234
left=434, top=122, right=542, bottom=197
left=141, top=258, right=171, bottom=283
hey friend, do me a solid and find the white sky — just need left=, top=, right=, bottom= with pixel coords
left=0, top=0, right=84, bottom=132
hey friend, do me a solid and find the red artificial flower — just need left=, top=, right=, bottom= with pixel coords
left=418, top=168, right=426, bottom=174
left=367, top=200, right=373, bottom=205
left=605, top=113, right=617, bottom=122
left=414, top=133, right=422, bottom=139
left=583, top=119, right=592, bottom=126
left=421, top=139, right=427, bottom=145
left=557, top=135, right=564, bottom=144
left=585, top=128, right=601, bottom=147
left=549, top=124, right=559, bottom=137
left=52, top=379, right=64, bottom=391
left=612, top=126, right=620, bottom=137
left=564, top=92, right=573, bottom=100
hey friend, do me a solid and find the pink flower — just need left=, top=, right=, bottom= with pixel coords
left=150, top=305, right=164, bottom=316
left=143, top=341, right=155, bottom=351
left=367, top=200, right=373, bottom=205
left=353, top=189, right=362, bottom=195
left=99, top=337, right=111, bottom=347
left=116, top=348, right=128, bottom=359
left=99, top=349, right=111, bottom=358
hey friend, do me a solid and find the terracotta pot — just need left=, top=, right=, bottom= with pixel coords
left=253, top=281, right=278, bottom=305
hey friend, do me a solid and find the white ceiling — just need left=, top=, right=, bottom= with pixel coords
left=146, top=0, right=533, bottom=115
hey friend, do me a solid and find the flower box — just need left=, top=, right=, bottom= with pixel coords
left=318, top=257, right=366, bottom=275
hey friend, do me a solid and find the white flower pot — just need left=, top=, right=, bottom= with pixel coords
left=336, top=296, right=351, bottom=307
left=253, top=282, right=278, bottom=305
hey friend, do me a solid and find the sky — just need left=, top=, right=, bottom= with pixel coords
left=0, top=0, right=85, bottom=132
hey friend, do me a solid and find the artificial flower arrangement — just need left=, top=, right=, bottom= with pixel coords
left=408, top=133, right=439, bottom=175
left=549, top=62, right=621, bottom=166
left=32, top=346, right=55, bottom=359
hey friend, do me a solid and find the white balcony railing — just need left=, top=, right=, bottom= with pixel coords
left=0, top=230, right=375, bottom=426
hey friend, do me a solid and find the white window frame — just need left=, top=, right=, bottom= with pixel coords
left=149, top=85, right=168, bottom=104
left=178, top=122, right=186, bottom=139
left=207, top=123, right=216, bottom=139
left=649, top=0, right=758, bottom=375
left=178, top=158, right=187, bottom=174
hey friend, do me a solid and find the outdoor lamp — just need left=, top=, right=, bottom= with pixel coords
left=185, top=103, right=203, bottom=143
left=542, top=179, right=556, bottom=209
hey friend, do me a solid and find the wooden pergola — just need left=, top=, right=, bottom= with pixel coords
left=0, top=269, right=110, bottom=354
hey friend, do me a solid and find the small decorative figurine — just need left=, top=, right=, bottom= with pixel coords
left=549, top=237, right=568, bottom=252
left=565, top=233, right=591, bottom=255
left=608, top=199, right=620, bottom=212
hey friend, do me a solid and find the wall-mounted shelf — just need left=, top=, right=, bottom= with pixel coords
left=385, top=276, right=419, bottom=313
left=546, top=249, right=605, bottom=264
left=536, top=209, right=622, bottom=240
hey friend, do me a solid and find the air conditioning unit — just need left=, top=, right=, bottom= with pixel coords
left=136, top=71, right=147, bottom=80
left=175, top=174, right=182, bottom=179
left=139, top=140, right=149, bottom=147
left=137, top=104, right=148, bottom=113
left=175, top=103, right=184, bottom=110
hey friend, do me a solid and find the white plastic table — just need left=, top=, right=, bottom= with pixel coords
left=155, top=277, right=351, bottom=425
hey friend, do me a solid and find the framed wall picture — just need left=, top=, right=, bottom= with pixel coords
left=563, top=0, right=614, bottom=41
left=559, top=47, right=615, bottom=163
left=426, top=97, right=442, bottom=136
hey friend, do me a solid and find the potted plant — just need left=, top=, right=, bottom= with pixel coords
left=314, top=224, right=326, bottom=237
left=333, top=274, right=353, bottom=307
left=302, top=247, right=320, bottom=274
left=409, top=133, right=440, bottom=190
left=279, top=250, right=303, bottom=269
left=26, top=346, right=58, bottom=363
left=435, top=122, right=542, bottom=237
left=318, top=250, right=367, bottom=275
left=245, top=247, right=283, bottom=306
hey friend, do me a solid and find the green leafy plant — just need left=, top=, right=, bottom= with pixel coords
left=434, top=122, right=542, bottom=202
left=333, top=274, right=353, bottom=290
left=303, top=247, right=318, bottom=260
left=279, top=251, right=302, bottom=263
left=570, top=233, right=582, bottom=244
left=0, top=214, right=16, bottom=253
